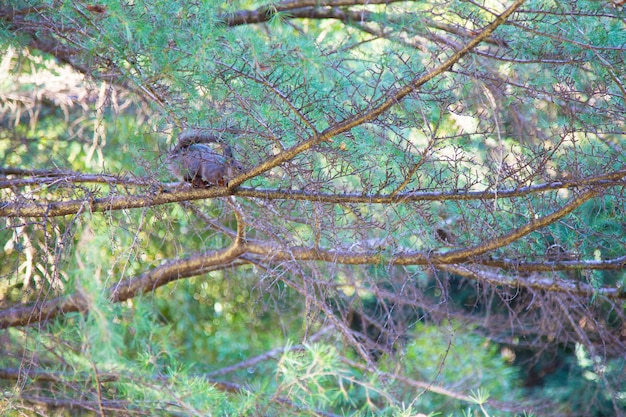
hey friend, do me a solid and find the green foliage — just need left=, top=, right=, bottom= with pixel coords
left=398, top=323, right=521, bottom=415
left=2, top=0, right=626, bottom=415
left=273, top=324, right=523, bottom=416
left=530, top=344, right=626, bottom=416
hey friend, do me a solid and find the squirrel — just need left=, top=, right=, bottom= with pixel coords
left=167, top=129, right=244, bottom=187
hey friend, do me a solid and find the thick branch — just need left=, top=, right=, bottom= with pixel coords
left=439, top=264, right=626, bottom=299
left=5, top=166, right=621, bottom=219
left=0, top=186, right=229, bottom=218
left=483, top=255, right=626, bottom=272
left=0, top=232, right=246, bottom=328
left=224, top=0, right=405, bottom=26
left=243, top=187, right=597, bottom=266
left=433, top=188, right=597, bottom=264
left=0, top=295, right=92, bottom=331
left=110, top=245, right=246, bottom=303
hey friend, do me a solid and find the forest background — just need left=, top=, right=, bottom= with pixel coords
left=1, top=0, right=625, bottom=416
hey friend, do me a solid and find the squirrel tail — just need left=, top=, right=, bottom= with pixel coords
left=171, top=129, right=223, bottom=153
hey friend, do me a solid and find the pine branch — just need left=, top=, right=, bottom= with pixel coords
left=3, top=185, right=624, bottom=330
left=4, top=167, right=623, bottom=218
left=228, top=0, right=526, bottom=188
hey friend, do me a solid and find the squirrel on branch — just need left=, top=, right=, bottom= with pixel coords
left=167, top=129, right=244, bottom=187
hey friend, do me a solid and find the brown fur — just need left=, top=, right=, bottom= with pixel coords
left=167, top=129, right=243, bottom=187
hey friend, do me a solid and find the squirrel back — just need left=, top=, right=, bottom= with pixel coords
left=167, top=129, right=243, bottom=187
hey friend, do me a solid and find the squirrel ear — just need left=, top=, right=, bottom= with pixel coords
left=222, top=144, right=234, bottom=159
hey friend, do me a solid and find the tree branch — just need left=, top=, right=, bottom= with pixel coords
left=0, top=231, right=247, bottom=328
left=433, top=188, right=597, bottom=264
left=5, top=166, right=622, bottom=219
left=223, top=0, right=406, bottom=26
left=227, top=0, right=526, bottom=187
left=438, top=264, right=625, bottom=299
left=3, top=185, right=622, bottom=330
left=0, top=365, right=343, bottom=417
